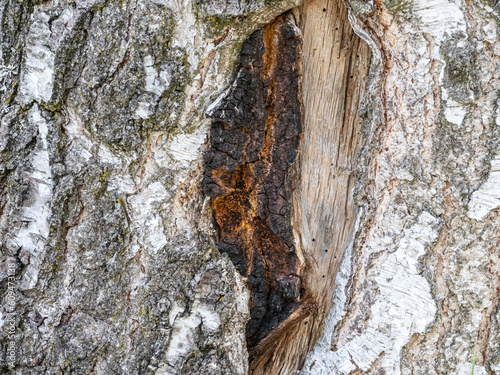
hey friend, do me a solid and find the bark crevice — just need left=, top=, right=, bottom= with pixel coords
left=203, top=1, right=372, bottom=373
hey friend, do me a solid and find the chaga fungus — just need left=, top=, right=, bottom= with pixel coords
left=204, top=1, right=371, bottom=371
left=203, top=14, right=306, bottom=351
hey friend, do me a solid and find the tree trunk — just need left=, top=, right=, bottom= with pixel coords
left=0, top=0, right=498, bottom=374
left=303, top=1, right=500, bottom=374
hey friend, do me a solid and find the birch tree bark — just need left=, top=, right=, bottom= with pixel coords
left=303, top=1, right=500, bottom=374
left=0, top=1, right=304, bottom=373
left=0, top=0, right=499, bottom=374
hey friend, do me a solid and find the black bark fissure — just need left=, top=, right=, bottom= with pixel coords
left=203, top=15, right=303, bottom=349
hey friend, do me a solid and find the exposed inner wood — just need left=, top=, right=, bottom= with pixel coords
left=287, top=0, right=371, bottom=371
left=249, top=1, right=371, bottom=373
left=204, top=0, right=371, bottom=373
left=293, top=0, right=372, bottom=330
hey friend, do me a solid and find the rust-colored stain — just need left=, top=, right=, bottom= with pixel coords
left=203, top=15, right=305, bottom=350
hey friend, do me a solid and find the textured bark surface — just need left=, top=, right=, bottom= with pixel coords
left=0, top=0, right=305, bottom=373
left=303, top=0, right=500, bottom=374
left=1, top=0, right=499, bottom=374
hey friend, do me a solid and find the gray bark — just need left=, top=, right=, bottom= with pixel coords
left=0, top=0, right=302, bottom=373
left=0, top=0, right=499, bottom=374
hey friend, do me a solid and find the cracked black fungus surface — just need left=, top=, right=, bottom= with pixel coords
left=203, top=16, right=302, bottom=349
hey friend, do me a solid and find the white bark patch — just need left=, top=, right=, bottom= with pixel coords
left=159, top=313, right=201, bottom=373
left=313, top=212, right=439, bottom=374
left=456, top=363, right=487, bottom=375
left=18, top=105, right=53, bottom=290
left=164, top=127, right=207, bottom=168
left=169, top=0, right=201, bottom=68
left=158, top=276, right=249, bottom=375
left=468, top=155, right=500, bottom=221
left=145, top=56, right=172, bottom=95
left=134, top=55, right=173, bottom=119
left=412, top=0, right=466, bottom=44
left=413, top=0, right=470, bottom=132
left=21, top=12, right=55, bottom=103
left=20, top=1, right=88, bottom=104
left=127, top=181, right=169, bottom=255
left=444, top=98, right=467, bottom=126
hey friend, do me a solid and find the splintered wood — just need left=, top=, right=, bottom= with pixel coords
left=204, top=1, right=370, bottom=373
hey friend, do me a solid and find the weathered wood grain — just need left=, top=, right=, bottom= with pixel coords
left=249, top=0, right=371, bottom=373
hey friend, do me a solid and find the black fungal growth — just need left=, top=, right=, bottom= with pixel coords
left=203, top=15, right=303, bottom=349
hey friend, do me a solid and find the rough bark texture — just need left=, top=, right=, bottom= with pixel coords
left=303, top=0, right=500, bottom=374
left=0, top=0, right=305, bottom=374
left=1, top=0, right=499, bottom=374
left=203, top=16, right=303, bottom=352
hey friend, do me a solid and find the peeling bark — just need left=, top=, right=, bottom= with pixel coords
left=303, top=0, right=500, bottom=374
